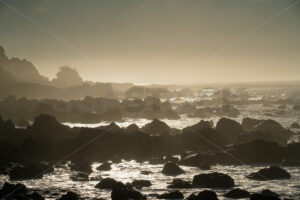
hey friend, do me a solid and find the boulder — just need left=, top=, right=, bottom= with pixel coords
left=95, top=178, right=120, bottom=189
left=197, top=190, right=219, bottom=200
left=192, top=172, right=234, bottom=188
left=242, top=117, right=261, bottom=132
left=179, top=153, right=203, bottom=167
left=247, top=166, right=291, bottom=181
left=131, top=180, right=152, bottom=188
left=216, top=118, right=243, bottom=143
left=126, top=124, right=140, bottom=133
left=224, top=188, right=250, bottom=199
left=162, top=162, right=185, bottom=176
left=157, top=191, right=184, bottom=199
left=261, top=189, right=280, bottom=198
left=167, top=179, right=193, bottom=189
left=9, top=164, right=53, bottom=180
left=96, top=162, right=111, bottom=171
left=111, top=183, right=146, bottom=200
left=0, top=182, right=28, bottom=198
left=58, top=191, right=80, bottom=200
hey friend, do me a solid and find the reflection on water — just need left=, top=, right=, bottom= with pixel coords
left=1, top=161, right=299, bottom=199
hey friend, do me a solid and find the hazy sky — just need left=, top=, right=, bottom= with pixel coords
left=0, top=0, right=299, bottom=84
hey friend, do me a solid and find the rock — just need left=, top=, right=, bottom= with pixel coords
left=198, top=162, right=211, bottom=170
left=126, top=124, right=140, bottom=133
left=95, top=178, right=120, bottom=189
left=197, top=190, right=219, bottom=200
left=247, top=166, right=291, bottom=181
left=224, top=188, right=250, bottom=199
left=162, top=162, right=185, bottom=176
left=241, top=117, right=260, bottom=132
left=70, top=172, right=89, bottom=181
left=9, top=164, right=53, bottom=180
left=111, top=182, right=146, bottom=200
left=141, top=119, right=170, bottom=135
left=280, top=159, right=300, bottom=166
left=290, top=122, right=300, bottom=129
left=167, top=179, right=193, bottom=189
left=179, top=153, right=203, bottom=167
left=0, top=182, right=28, bottom=198
left=28, top=192, right=44, bottom=200
left=216, top=118, right=243, bottom=143
left=131, top=180, right=152, bottom=188
left=157, top=191, right=184, bottom=199
left=69, top=162, right=92, bottom=174
left=192, top=172, right=234, bottom=188
left=250, top=193, right=280, bottom=200
left=59, top=191, right=80, bottom=200
left=261, top=189, right=280, bottom=198
left=15, top=119, right=30, bottom=127
left=96, top=162, right=111, bottom=171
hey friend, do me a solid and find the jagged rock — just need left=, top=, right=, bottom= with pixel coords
left=250, top=193, right=280, bottom=200
left=198, top=162, right=211, bottom=170
left=216, top=118, right=243, bottom=141
left=167, top=179, right=193, bottom=189
left=157, top=191, right=184, bottom=199
left=111, top=182, right=146, bottom=200
left=224, top=188, right=250, bottom=199
left=95, top=178, right=120, bottom=189
left=58, top=191, right=80, bottom=200
left=162, top=162, right=185, bottom=176
left=242, top=117, right=261, bottom=132
left=280, top=159, right=300, bottom=166
left=192, top=172, right=234, bottom=188
left=247, top=166, right=291, bottom=181
left=96, top=162, right=111, bottom=171
left=131, top=180, right=152, bottom=188
left=141, top=119, right=170, bottom=135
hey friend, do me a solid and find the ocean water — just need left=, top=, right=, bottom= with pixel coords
left=0, top=161, right=299, bottom=199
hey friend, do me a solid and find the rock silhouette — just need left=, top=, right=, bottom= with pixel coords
left=192, top=172, right=234, bottom=188
left=162, top=162, right=185, bottom=176
left=247, top=166, right=291, bottom=181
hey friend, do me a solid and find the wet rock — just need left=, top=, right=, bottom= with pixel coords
left=198, top=162, right=211, bottom=170
left=59, top=191, right=80, bottom=200
left=224, top=188, right=250, bottom=199
left=96, top=162, right=111, bottom=171
left=179, top=153, right=203, bottom=167
left=0, top=182, right=28, bottom=198
left=70, top=172, right=89, bottom=181
left=261, top=189, right=280, bottom=198
left=131, top=180, right=152, bottom=188
left=290, top=122, right=300, bottom=129
left=95, top=178, right=120, bottom=189
left=111, top=182, right=146, bottom=200
left=250, top=193, right=280, bottom=200
left=157, top=191, right=184, bottom=199
left=192, top=172, right=234, bottom=188
left=28, top=192, right=44, bottom=200
left=197, top=190, right=219, bottom=200
left=141, top=119, right=170, bottom=136
left=69, top=162, right=92, bottom=174
left=9, top=164, right=53, bottom=180
left=247, top=166, right=291, bottom=181
left=126, top=124, right=140, bottom=133
left=167, top=179, right=193, bottom=189
left=162, top=162, right=185, bottom=176
left=216, top=118, right=243, bottom=143
left=241, top=117, right=260, bottom=132
left=280, top=159, right=300, bottom=166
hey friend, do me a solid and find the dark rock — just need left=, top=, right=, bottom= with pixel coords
left=167, top=179, right=193, bottom=189
left=247, top=166, right=291, bottom=181
left=111, top=182, right=146, bottom=200
left=250, top=193, right=280, bottom=200
left=9, top=164, right=53, bottom=180
left=131, top=180, right=152, bottom=188
left=157, top=191, right=184, bottom=199
left=95, top=178, right=120, bottom=189
left=70, top=172, right=89, bottom=181
left=69, top=162, right=92, bottom=174
left=126, top=124, right=140, bottom=133
left=224, top=188, right=250, bottom=199
left=0, top=182, right=28, bottom=198
left=241, top=117, right=261, bottom=132
left=216, top=118, right=243, bottom=139
left=261, top=189, right=280, bottom=198
left=198, top=162, right=211, bottom=170
left=179, top=153, right=203, bottom=167
left=197, top=190, right=219, bottom=200
left=96, top=162, right=111, bottom=171
left=290, top=122, right=300, bottom=129
left=162, top=162, right=185, bottom=176
left=58, top=191, right=80, bottom=200
left=192, top=172, right=234, bottom=188
left=141, top=119, right=170, bottom=136
left=28, top=192, right=44, bottom=200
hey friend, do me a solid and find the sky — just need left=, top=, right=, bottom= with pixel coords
left=0, top=0, right=300, bottom=84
